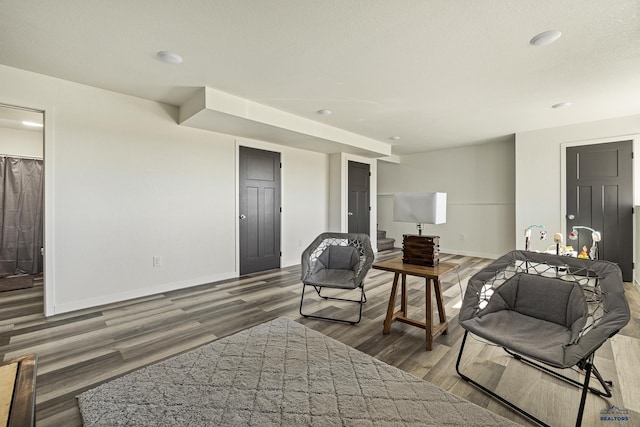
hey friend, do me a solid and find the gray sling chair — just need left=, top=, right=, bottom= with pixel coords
left=457, top=250, right=630, bottom=427
left=300, top=232, right=375, bottom=324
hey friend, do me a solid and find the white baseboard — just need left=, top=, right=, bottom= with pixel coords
left=51, top=270, right=237, bottom=316
left=439, top=248, right=501, bottom=260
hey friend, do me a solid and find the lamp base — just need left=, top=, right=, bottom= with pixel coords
left=402, top=235, right=440, bottom=267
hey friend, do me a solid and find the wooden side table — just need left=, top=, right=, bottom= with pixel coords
left=373, top=257, right=459, bottom=350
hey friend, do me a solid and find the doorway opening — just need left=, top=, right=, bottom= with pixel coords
left=0, top=104, right=44, bottom=300
left=347, top=161, right=370, bottom=235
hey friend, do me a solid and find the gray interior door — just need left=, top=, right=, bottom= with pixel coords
left=347, top=161, right=370, bottom=235
left=239, top=147, right=281, bottom=275
left=566, top=140, right=633, bottom=281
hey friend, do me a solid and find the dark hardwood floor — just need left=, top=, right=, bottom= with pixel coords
left=1, top=249, right=638, bottom=426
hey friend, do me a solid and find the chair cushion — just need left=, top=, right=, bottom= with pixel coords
left=314, top=246, right=360, bottom=272
left=480, top=274, right=587, bottom=330
left=460, top=311, right=572, bottom=367
left=461, top=274, right=589, bottom=367
left=305, top=269, right=357, bottom=289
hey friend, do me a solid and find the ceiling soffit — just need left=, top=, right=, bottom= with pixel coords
left=179, top=87, right=392, bottom=158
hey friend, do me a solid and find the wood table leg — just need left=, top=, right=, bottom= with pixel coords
left=372, top=258, right=459, bottom=352
left=383, top=273, right=400, bottom=334
left=400, top=273, right=407, bottom=315
left=434, top=278, right=447, bottom=334
left=425, top=277, right=433, bottom=351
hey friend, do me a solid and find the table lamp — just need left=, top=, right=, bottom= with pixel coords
left=393, top=192, right=447, bottom=235
left=393, top=192, right=447, bottom=266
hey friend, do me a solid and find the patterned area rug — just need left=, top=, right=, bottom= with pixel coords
left=77, top=317, right=518, bottom=426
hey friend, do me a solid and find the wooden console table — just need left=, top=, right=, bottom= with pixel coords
left=373, top=257, right=459, bottom=350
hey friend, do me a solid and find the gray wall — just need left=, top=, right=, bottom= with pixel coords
left=0, top=64, right=330, bottom=315
left=377, top=137, right=516, bottom=259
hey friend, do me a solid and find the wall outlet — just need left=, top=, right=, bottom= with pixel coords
left=459, top=233, right=466, bottom=241
left=152, top=256, right=161, bottom=267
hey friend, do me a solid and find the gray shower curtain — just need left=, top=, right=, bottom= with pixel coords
left=0, top=156, right=44, bottom=276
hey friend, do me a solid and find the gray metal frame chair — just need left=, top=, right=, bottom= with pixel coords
left=300, top=232, right=374, bottom=324
left=457, top=250, right=630, bottom=427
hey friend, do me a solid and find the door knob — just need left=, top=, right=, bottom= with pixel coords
left=347, top=212, right=353, bottom=216
left=239, top=214, right=247, bottom=219
left=567, top=214, right=575, bottom=220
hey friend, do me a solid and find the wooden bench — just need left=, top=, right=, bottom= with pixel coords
left=0, top=355, right=37, bottom=427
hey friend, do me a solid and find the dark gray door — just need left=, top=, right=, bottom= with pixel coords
left=566, top=140, right=633, bottom=281
left=348, top=161, right=370, bottom=235
left=239, top=147, right=281, bottom=275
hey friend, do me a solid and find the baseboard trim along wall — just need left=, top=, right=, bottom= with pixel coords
left=51, top=270, right=237, bottom=316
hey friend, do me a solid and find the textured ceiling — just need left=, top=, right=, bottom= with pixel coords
left=1, top=1, right=639, bottom=155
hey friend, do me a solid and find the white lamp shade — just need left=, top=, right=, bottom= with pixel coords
left=393, top=192, right=447, bottom=224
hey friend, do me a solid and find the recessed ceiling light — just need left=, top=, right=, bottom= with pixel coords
left=389, top=136, right=401, bottom=141
left=316, top=109, right=332, bottom=116
left=552, top=102, right=572, bottom=109
left=156, top=51, right=183, bottom=64
left=22, top=120, right=43, bottom=128
left=529, top=30, right=562, bottom=46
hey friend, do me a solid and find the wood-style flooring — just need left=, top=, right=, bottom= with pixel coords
left=1, top=250, right=638, bottom=427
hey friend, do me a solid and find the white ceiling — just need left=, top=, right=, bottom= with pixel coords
left=1, top=1, right=639, bottom=155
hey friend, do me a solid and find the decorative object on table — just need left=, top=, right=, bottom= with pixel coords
left=393, top=192, right=446, bottom=267
left=553, top=232, right=563, bottom=255
left=578, top=245, right=589, bottom=259
left=524, top=224, right=546, bottom=251
left=458, top=250, right=629, bottom=427
left=402, top=234, right=440, bottom=266
left=299, top=232, right=374, bottom=324
left=544, top=243, right=575, bottom=257
left=569, top=225, right=601, bottom=260
left=77, top=317, right=519, bottom=426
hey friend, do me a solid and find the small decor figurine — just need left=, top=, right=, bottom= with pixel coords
left=578, top=245, right=589, bottom=259
left=524, top=225, right=546, bottom=251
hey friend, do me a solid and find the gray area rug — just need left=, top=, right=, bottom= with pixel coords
left=77, top=317, right=518, bottom=426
